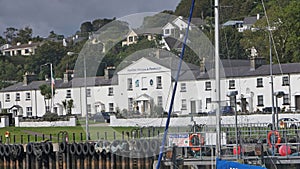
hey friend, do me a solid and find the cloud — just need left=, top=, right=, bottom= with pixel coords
left=0, top=0, right=180, bottom=37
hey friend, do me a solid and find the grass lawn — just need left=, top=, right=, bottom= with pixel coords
left=0, top=124, right=141, bottom=144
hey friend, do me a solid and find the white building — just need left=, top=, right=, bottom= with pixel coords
left=1, top=54, right=300, bottom=118
left=2, top=41, right=41, bottom=56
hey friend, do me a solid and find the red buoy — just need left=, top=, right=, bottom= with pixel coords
left=279, top=145, right=291, bottom=156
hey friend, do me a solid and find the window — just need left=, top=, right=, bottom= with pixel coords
left=180, top=83, right=186, bottom=92
left=128, top=98, right=133, bottom=111
left=156, top=76, right=162, bottom=89
left=25, top=49, right=30, bottom=53
left=142, top=77, right=147, bottom=90
left=181, top=99, right=187, bottom=110
left=205, top=81, right=211, bottom=91
left=127, top=78, right=133, bottom=90
left=128, top=36, right=133, bottom=42
left=164, top=29, right=170, bottom=35
left=86, top=89, right=91, bottom=97
left=157, top=96, right=163, bottom=107
left=109, top=103, right=114, bottom=112
left=282, top=76, right=289, bottom=86
left=16, top=93, right=20, bottom=101
left=283, top=94, right=289, bottom=105
left=46, top=106, right=50, bottom=112
left=108, top=87, right=113, bottom=96
left=26, top=92, right=31, bottom=100
left=5, top=94, right=10, bottom=102
left=26, top=107, right=32, bottom=117
left=257, top=95, right=264, bottom=106
left=66, top=90, right=71, bottom=98
left=229, top=80, right=235, bottom=89
left=206, top=98, right=211, bottom=109
left=87, top=104, right=91, bottom=113
left=257, top=78, right=263, bottom=87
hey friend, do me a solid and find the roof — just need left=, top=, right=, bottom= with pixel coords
left=222, top=20, right=243, bottom=26
left=243, top=16, right=257, bottom=25
left=163, top=37, right=183, bottom=50
left=3, top=42, right=41, bottom=51
left=0, top=76, right=114, bottom=92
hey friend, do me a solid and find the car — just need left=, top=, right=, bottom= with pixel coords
left=207, top=106, right=235, bottom=116
left=267, top=117, right=300, bottom=129
left=262, top=107, right=280, bottom=113
left=93, top=112, right=111, bottom=123
left=278, top=118, right=300, bottom=129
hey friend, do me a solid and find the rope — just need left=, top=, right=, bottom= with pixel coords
left=156, top=0, right=196, bottom=168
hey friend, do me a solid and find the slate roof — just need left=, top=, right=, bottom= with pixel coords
left=0, top=77, right=114, bottom=92
left=243, top=16, right=257, bottom=25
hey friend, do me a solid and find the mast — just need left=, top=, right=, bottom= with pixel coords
left=214, top=0, right=221, bottom=158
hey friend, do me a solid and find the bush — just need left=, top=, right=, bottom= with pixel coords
left=43, top=112, right=59, bottom=121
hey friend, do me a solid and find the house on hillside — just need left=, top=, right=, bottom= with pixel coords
left=222, top=14, right=261, bottom=32
left=2, top=41, right=41, bottom=56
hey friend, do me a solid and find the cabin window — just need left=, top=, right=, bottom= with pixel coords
left=87, top=104, right=91, bottom=113
left=109, top=103, right=114, bottom=112
left=206, top=98, right=211, bottom=109
left=164, top=29, right=170, bottom=35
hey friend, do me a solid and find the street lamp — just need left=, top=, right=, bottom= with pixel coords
left=41, top=63, right=54, bottom=113
left=67, top=52, right=90, bottom=140
left=274, top=91, right=285, bottom=130
left=227, top=90, right=238, bottom=159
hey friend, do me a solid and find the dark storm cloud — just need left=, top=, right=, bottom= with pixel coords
left=0, top=0, right=180, bottom=37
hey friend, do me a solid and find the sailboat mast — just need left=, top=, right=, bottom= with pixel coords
left=214, top=0, right=221, bottom=158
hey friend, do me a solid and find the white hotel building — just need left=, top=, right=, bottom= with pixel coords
left=1, top=54, right=300, bottom=118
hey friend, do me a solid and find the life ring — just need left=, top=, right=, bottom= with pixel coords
left=189, top=133, right=204, bottom=151
left=267, top=130, right=281, bottom=148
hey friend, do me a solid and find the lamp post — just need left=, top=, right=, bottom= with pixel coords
left=227, top=91, right=238, bottom=159
left=41, top=63, right=54, bottom=113
left=274, top=91, right=285, bottom=130
left=67, top=52, right=90, bottom=140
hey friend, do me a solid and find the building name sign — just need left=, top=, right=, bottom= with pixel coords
left=127, top=66, right=161, bottom=72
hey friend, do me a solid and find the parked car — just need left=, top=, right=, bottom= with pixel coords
left=267, top=117, right=300, bottom=129
left=262, top=107, right=280, bottom=113
left=208, top=106, right=235, bottom=116
left=93, top=112, right=111, bottom=123
left=278, top=118, right=300, bottom=129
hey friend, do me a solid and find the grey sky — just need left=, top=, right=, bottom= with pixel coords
left=0, top=0, right=180, bottom=37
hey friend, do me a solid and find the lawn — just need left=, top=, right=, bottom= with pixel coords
left=0, top=124, right=141, bottom=144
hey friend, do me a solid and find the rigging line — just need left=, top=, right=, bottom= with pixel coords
left=156, top=0, right=195, bottom=168
left=261, top=0, right=283, bottom=75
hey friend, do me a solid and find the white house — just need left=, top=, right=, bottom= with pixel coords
left=2, top=41, right=41, bottom=56
left=1, top=53, right=300, bottom=119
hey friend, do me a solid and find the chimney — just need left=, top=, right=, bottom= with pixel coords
left=23, top=72, right=37, bottom=85
left=200, top=58, right=206, bottom=74
left=104, top=66, right=115, bottom=79
left=249, top=47, right=265, bottom=70
left=64, top=70, right=73, bottom=83
left=17, top=42, right=21, bottom=46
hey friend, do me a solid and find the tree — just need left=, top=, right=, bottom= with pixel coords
left=67, top=99, right=74, bottom=115
left=3, top=27, right=18, bottom=44
left=80, top=21, right=93, bottom=37
left=39, top=84, right=55, bottom=113
left=13, top=26, right=33, bottom=44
